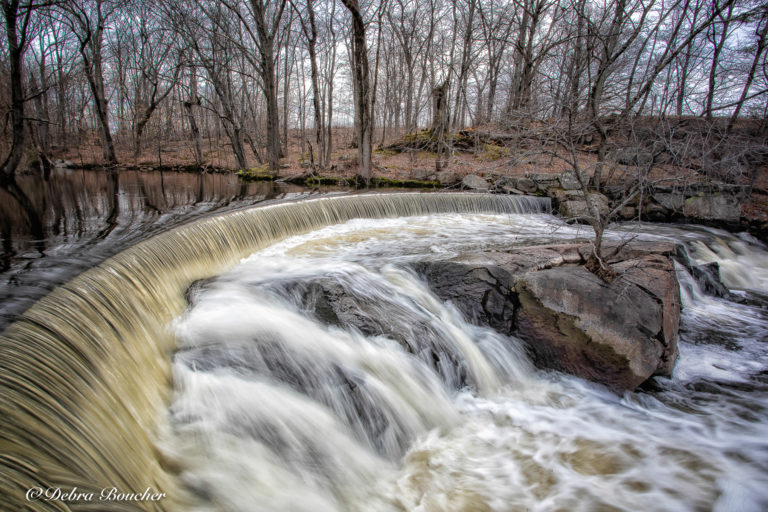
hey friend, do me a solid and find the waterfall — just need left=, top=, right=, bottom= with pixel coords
left=0, top=193, right=550, bottom=511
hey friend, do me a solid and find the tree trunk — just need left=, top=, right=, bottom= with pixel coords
left=1, top=1, right=27, bottom=186
left=77, top=17, right=117, bottom=165
left=728, top=16, right=768, bottom=132
left=432, top=83, right=449, bottom=173
left=340, top=0, right=373, bottom=183
left=1, top=1, right=44, bottom=242
left=250, top=0, right=286, bottom=174
left=184, top=69, right=204, bottom=166
left=704, top=1, right=734, bottom=120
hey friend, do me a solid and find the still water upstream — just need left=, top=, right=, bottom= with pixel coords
left=0, top=168, right=322, bottom=330
left=168, top=213, right=768, bottom=512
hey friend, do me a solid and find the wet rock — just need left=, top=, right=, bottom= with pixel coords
left=411, top=259, right=516, bottom=334
left=412, top=242, right=681, bottom=392
left=185, top=278, right=216, bottom=307
left=689, top=261, right=730, bottom=298
left=461, top=174, right=490, bottom=191
left=278, top=277, right=474, bottom=390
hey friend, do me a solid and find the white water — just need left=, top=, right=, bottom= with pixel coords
left=166, top=213, right=768, bottom=511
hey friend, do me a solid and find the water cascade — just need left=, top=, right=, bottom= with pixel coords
left=167, top=214, right=768, bottom=511
left=0, top=193, right=549, bottom=511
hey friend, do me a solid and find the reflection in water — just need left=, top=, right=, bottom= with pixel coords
left=0, top=167, right=319, bottom=330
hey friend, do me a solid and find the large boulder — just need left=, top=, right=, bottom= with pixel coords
left=515, top=253, right=679, bottom=390
left=515, top=177, right=538, bottom=194
left=461, top=174, right=490, bottom=191
left=525, top=172, right=560, bottom=193
left=437, top=169, right=461, bottom=185
left=558, top=170, right=588, bottom=191
left=683, top=194, right=741, bottom=222
left=412, top=242, right=681, bottom=392
left=559, top=193, right=611, bottom=219
left=653, top=192, right=685, bottom=212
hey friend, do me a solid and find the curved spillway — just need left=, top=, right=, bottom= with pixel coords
left=0, top=193, right=550, bottom=511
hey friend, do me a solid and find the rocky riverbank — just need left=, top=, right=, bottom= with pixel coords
left=452, top=169, right=768, bottom=242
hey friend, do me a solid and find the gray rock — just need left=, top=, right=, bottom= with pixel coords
left=516, top=249, right=679, bottom=390
left=437, top=169, right=461, bottom=185
left=461, top=174, right=490, bottom=191
left=547, top=187, right=583, bottom=202
left=613, top=148, right=653, bottom=167
left=618, top=206, right=637, bottom=220
left=653, top=193, right=685, bottom=211
left=516, top=177, right=538, bottom=194
left=683, top=194, right=741, bottom=222
left=558, top=170, right=588, bottom=191
left=559, top=193, right=610, bottom=219
left=412, top=242, right=680, bottom=392
left=525, top=172, right=560, bottom=184
left=494, top=176, right=516, bottom=188
left=412, top=260, right=516, bottom=335
left=410, top=168, right=436, bottom=181
left=279, top=277, right=474, bottom=390
left=641, top=201, right=669, bottom=221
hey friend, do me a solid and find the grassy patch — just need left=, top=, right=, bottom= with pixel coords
left=236, top=167, right=276, bottom=181
left=304, top=175, right=440, bottom=188
left=478, top=143, right=509, bottom=161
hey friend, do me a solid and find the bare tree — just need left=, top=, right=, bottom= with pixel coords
left=124, top=0, right=183, bottom=163
left=291, top=0, right=324, bottom=170
left=340, top=0, right=373, bottom=182
left=1, top=0, right=46, bottom=238
left=62, top=0, right=121, bottom=164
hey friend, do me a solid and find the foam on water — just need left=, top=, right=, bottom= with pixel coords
left=167, top=213, right=768, bottom=511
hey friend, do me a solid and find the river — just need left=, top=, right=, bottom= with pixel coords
left=169, top=212, right=768, bottom=511
left=0, top=184, right=766, bottom=511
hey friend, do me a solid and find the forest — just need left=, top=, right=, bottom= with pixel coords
left=1, top=0, right=767, bottom=188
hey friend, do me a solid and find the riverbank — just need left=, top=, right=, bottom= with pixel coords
left=40, top=155, right=768, bottom=243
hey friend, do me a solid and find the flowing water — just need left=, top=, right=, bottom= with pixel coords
left=0, top=167, right=320, bottom=331
left=1, top=193, right=766, bottom=511
left=167, top=214, right=768, bottom=512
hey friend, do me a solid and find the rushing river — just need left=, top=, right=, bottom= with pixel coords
left=167, top=213, right=768, bottom=512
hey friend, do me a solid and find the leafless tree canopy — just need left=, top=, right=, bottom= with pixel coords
left=1, top=0, right=766, bottom=179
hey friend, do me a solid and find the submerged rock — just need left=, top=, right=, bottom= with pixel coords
left=412, top=242, right=681, bottom=392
